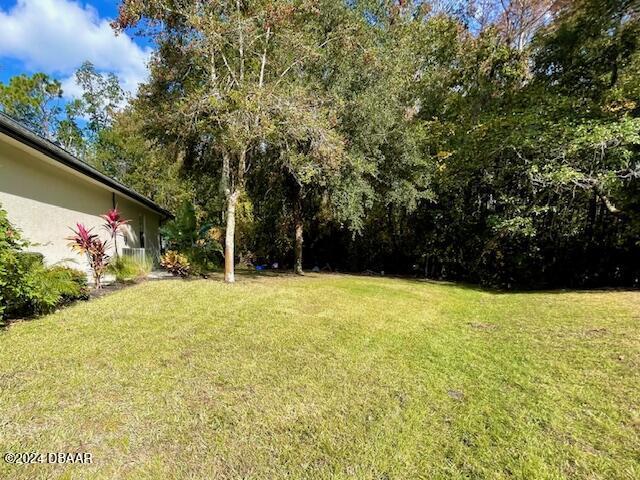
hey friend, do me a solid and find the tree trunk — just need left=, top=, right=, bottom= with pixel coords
left=293, top=189, right=303, bottom=275
left=225, top=190, right=239, bottom=283
left=294, top=218, right=303, bottom=275
left=222, top=149, right=245, bottom=284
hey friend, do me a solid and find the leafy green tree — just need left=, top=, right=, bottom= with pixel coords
left=74, top=61, right=125, bottom=141
left=407, top=0, right=640, bottom=286
left=0, top=66, right=123, bottom=159
left=113, top=0, right=350, bottom=282
left=93, top=106, right=193, bottom=212
left=57, top=98, right=88, bottom=156
left=67, top=0, right=637, bottom=288
left=261, top=88, right=346, bottom=273
left=276, top=0, right=639, bottom=287
left=0, top=73, right=64, bottom=141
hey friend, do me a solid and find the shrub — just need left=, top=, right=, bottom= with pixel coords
left=1, top=204, right=28, bottom=319
left=48, top=266, right=90, bottom=303
left=108, top=255, right=152, bottom=283
left=161, top=251, right=190, bottom=277
left=1, top=213, right=89, bottom=318
left=1, top=204, right=88, bottom=320
left=18, top=251, right=45, bottom=269
left=16, top=265, right=90, bottom=316
left=67, top=209, right=133, bottom=288
left=185, top=238, right=223, bottom=274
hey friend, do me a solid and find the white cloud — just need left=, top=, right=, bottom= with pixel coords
left=0, top=0, right=152, bottom=97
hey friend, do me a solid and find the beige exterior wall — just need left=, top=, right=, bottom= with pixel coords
left=0, top=133, right=163, bottom=275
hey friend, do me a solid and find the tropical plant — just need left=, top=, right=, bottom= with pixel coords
left=101, top=207, right=130, bottom=258
left=67, top=223, right=110, bottom=288
left=160, top=202, right=202, bottom=252
left=160, top=251, right=190, bottom=278
left=160, top=201, right=222, bottom=273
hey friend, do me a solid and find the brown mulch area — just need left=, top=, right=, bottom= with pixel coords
left=89, top=282, right=131, bottom=299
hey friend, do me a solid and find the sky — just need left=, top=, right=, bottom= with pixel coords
left=0, top=0, right=151, bottom=99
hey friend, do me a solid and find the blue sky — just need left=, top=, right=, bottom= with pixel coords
left=0, top=0, right=151, bottom=98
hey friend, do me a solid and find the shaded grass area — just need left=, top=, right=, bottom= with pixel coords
left=0, top=274, right=638, bottom=479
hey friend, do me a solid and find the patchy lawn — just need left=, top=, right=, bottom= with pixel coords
left=1, top=274, right=638, bottom=479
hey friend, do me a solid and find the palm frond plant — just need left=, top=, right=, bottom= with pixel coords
left=159, top=201, right=221, bottom=274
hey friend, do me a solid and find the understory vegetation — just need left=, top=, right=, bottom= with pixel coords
left=0, top=275, right=638, bottom=479
left=159, top=201, right=223, bottom=276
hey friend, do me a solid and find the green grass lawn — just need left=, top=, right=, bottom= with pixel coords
left=1, top=274, right=638, bottom=479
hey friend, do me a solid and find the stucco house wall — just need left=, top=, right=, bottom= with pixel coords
left=0, top=123, right=166, bottom=276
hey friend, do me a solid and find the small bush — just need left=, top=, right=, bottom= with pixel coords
left=33, top=266, right=89, bottom=312
left=1, top=205, right=29, bottom=319
left=161, top=251, right=190, bottom=277
left=1, top=204, right=88, bottom=320
left=17, top=251, right=45, bottom=269
left=185, top=244, right=221, bottom=275
left=47, top=266, right=90, bottom=303
left=108, top=255, right=152, bottom=283
left=5, top=263, right=89, bottom=318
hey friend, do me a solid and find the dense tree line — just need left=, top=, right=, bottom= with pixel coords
left=1, top=0, right=638, bottom=288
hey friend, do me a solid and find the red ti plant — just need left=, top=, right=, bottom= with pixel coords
left=101, top=207, right=129, bottom=258
left=67, top=223, right=110, bottom=288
